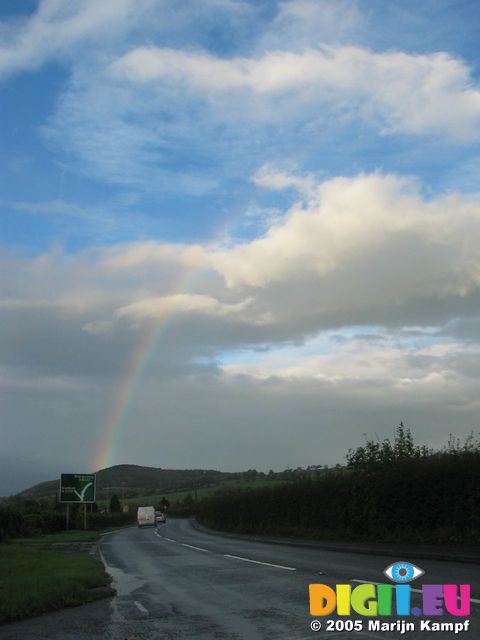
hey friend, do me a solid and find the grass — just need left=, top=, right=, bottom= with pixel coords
left=106, top=477, right=289, bottom=508
left=15, top=526, right=131, bottom=545
left=0, top=544, right=112, bottom=623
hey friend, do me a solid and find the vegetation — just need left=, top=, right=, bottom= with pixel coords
left=15, top=465, right=237, bottom=501
left=0, top=501, right=134, bottom=542
left=124, top=477, right=290, bottom=514
left=14, top=528, right=125, bottom=544
left=0, top=545, right=112, bottom=622
left=108, top=494, right=122, bottom=512
left=7, top=425, right=478, bottom=546
left=14, top=464, right=318, bottom=504
left=193, top=426, right=480, bottom=545
left=345, top=422, right=430, bottom=470
left=0, top=503, right=64, bottom=542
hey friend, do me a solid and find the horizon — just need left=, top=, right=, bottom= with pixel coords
left=2, top=1, right=480, bottom=494
left=2, top=459, right=336, bottom=498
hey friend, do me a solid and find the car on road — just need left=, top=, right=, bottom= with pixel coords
left=155, top=511, right=167, bottom=524
left=137, top=506, right=156, bottom=527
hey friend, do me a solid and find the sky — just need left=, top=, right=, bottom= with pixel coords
left=2, top=0, right=480, bottom=494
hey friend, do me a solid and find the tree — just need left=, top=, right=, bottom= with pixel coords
left=160, top=497, right=170, bottom=511
left=109, top=494, right=122, bottom=513
left=345, top=423, right=430, bottom=471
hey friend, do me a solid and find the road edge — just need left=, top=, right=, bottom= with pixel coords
left=189, top=518, right=480, bottom=564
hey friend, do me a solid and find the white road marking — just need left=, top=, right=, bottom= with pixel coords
left=101, top=541, right=159, bottom=545
left=154, top=530, right=296, bottom=569
left=181, top=543, right=210, bottom=552
left=99, top=528, right=126, bottom=537
left=98, top=549, right=109, bottom=568
left=134, top=601, right=149, bottom=614
left=224, top=554, right=296, bottom=571
left=155, top=531, right=209, bottom=552
left=351, top=579, right=480, bottom=604
left=154, top=531, right=177, bottom=542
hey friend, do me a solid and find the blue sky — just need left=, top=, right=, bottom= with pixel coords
left=2, top=1, right=480, bottom=492
left=2, top=0, right=480, bottom=252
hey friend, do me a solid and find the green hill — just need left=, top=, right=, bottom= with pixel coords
left=16, top=464, right=234, bottom=500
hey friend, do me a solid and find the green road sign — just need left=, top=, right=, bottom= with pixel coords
left=60, top=473, right=96, bottom=503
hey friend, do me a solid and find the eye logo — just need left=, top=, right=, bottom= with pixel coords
left=384, top=561, right=424, bottom=583
left=310, top=561, right=470, bottom=619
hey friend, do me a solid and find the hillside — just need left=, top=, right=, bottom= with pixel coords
left=17, top=464, right=234, bottom=500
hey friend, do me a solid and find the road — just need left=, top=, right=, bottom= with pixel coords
left=1, top=519, right=478, bottom=639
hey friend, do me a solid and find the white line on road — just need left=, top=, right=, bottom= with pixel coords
left=351, top=580, right=480, bottom=604
left=101, top=541, right=159, bottom=545
left=155, top=531, right=210, bottom=552
left=181, top=542, right=210, bottom=552
left=98, top=549, right=109, bottom=568
left=224, top=554, right=296, bottom=571
left=154, top=531, right=177, bottom=542
left=153, top=530, right=296, bottom=569
left=134, top=601, right=149, bottom=614
left=99, top=528, right=127, bottom=537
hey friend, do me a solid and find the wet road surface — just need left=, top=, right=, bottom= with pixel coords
left=0, top=519, right=478, bottom=639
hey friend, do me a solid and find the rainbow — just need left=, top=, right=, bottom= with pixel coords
left=91, top=191, right=256, bottom=473
left=92, top=262, right=203, bottom=472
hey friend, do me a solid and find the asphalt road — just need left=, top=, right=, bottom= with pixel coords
left=1, top=519, right=478, bottom=639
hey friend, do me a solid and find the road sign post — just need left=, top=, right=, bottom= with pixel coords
left=59, top=474, right=96, bottom=530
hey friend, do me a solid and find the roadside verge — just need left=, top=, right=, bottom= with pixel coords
left=190, top=519, right=480, bottom=564
left=0, top=532, right=116, bottom=624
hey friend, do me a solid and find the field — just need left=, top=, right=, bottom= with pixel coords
left=14, top=526, right=131, bottom=545
left=100, top=477, right=289, bottom=508
left=97, top=478, right=287, bottom=508
left=0, top=543, right=112, bottom=622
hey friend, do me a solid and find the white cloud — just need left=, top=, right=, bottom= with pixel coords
left=251, top=164, right=316, bottom=196
left=259, top=0, right=362, bottom=50
left=221, top=337, right=480, bottom=412
left=82, top=320, right=114, bottom=335
left=114, top=293, right=253, bottom=324
left=27, top=3, right=478, bottom=195
left=0, top=298, right=56, bottom=311
left=100, top=242, right=208, bottom=271
left=262, top=0, right=363, bottom=50
left=0, top=0, right=154, bottom=80
left=41, top=64, right=222, bottom=192
left=6, top=199, right=96, bottom=219
left=212, top=173, right=480, bottom=306
left=3, top=171, right=480, bottom=348
left=3, top=176, right=480, bottom=485
left=112, top=45, right=480, bottom=140
left=0, top=366, right=93, bottom=392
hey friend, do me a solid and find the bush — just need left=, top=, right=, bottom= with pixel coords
left=195, top=434, right=480, bottom=545
left=169, top=494, right=196, bottom=517
left=87, top=512, right=135, bottom=530
left=0, top=507, right=25, bottom=542
left=22, top=510, right=65, bottom=537
left=108, top=494, right=122, bottom=513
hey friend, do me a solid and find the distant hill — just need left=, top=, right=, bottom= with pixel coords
left=16, top=464, right=234, bottom=500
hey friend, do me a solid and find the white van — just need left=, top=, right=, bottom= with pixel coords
left=137, top=506, right=156, bottom=527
